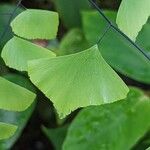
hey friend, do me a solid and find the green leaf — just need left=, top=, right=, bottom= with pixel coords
left=1, top=36, right=56, bottom=71
left=136, top=23, right=150, bottom=52
left=0, top=103, right=35, bottom=149
left=82, top=10, right=116, bottom=45
left=53, top=0, right=90, bottom=28
left=11, top=9, right=59, bottom=40
left=58, top=28, right=89, bottom=56
left=42, top=125, right=68, bottom=150
left=0, top=73, right=36, bottom=149
left=0, top=122, right=17, bottom=140
left=116, top=0, right=150, bottom=41
left=63, top=87, right=150, bottom=150
left=28, top=45, right=129, bottom=118
left=82, top=11, right=150, bottom=83
left=0, top=76, right=36, bottom=111
left=146, top=147, right=150, bottom=150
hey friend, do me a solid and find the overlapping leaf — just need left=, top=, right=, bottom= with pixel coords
left=82, top=11, right=150, bottom=83
left=1, top=36, right=56, bottom=71
left=0, top=76, right=35, bottom=111
left=28, top=45, right=129, bottom=118
left=0, top=122, right=17, bottom=140
left=11, top=9, right=59, bottom=39
left=0, top=73, right=36, bottom=148
left=116, top=0, right=150, bottom=41
left=63, top=87, right=150, bottom=150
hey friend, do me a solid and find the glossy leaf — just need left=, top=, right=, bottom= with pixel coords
left=1, top=36, right=56, bottom=71
left=0, top=122, right=17, bottom=140
left=58, top=28, right=89, bottom=56
left=116, top=0, right=150, bottom=41
left=0, top=76, right=36, bottom=111
left=146, top=147, right=150, bottom=150
left=53, top=0, right=90, bottom=28
left=82, top=11, right=150, bottom=83
left=28, top=45, right=129, bottom=118
left=11, top=9, right=59, bottom=39
left=63, top=87, right=150, bottom=150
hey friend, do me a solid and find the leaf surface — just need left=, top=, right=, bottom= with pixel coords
left=63, top=87, right=150, bottom=150
left=1, top=36, right=56, bottom=71
left=0, top=122, right=17, bottom=140
left=116, top=0, right=150, bottom=41
left=11, top=9, right=59, bottom=39
left=0, top=76, right=36, bottom=111
left=28, top=45, right=129, bottom=118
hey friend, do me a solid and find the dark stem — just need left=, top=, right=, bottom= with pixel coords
left=97, top=24, right=111, bottom=44
left=88, top=0, right=150, bottom=61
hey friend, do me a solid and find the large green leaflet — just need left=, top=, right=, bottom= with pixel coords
left=11, top=9, right=59, bottom=40
left=82, top=11, right=150, bottom=83
left=146, top=147, right=150, bottom=150
left=0, top=122, right=17, bottom=140
left=63, top=87, right=150, bottom=150
left=53, top=0, right=90, bottom=28
left=28, top=45, right=129, bottom=118
left=1, top=36, right=56, bottom=71
left=116, top=0, right=150, bottom=41
left=0, top=76, right=35, bottom=111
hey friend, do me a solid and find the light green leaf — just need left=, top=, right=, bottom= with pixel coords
left=63, top=87, right=150, bottom=150
left=28, top=45, right=129, bottom=118
left=116, top=0, right=150, bottom=41
left=0, top=73, right=36, bottom=149
left=146, top=147, right=150, bottom=150
left=53, top=0, right=90, bottom=28
left=82, top=11, right=150, bottom=83
left=11, top=9, right=59, bottom=40
left=0, top=76, right=36, bottom=111
left=58, top=28, right=89, bottom=56
left=1, top=36, right=56, bottom=71
left=0, top=122, right=17, bottom=140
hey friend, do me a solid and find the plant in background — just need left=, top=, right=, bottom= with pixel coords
left=0, top=0, right=150, bottom=149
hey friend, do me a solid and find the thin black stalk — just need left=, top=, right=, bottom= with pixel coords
left=88, top=0, right=150, bottom=61
left=97, top=24, right=111, bottom=44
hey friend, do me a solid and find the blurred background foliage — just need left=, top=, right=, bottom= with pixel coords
left=0, top=0, right=150, bottom=150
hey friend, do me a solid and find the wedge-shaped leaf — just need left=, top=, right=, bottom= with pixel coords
left=0, top=122, right=17, bottom=140
left=63, top=87, right=150, bottom=150
left=82, top=11, right=150, bottom=83
left=0, top=76, right=35, bottom=111
left=11, top=9, right=59, bottom=39
left=28, top=45, right=129, bottom=118
left=1, top=36, right=56, bottom=71
left=116, top=0, right=150, bottom=41
left=0, top=73, right=36, bottom=149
